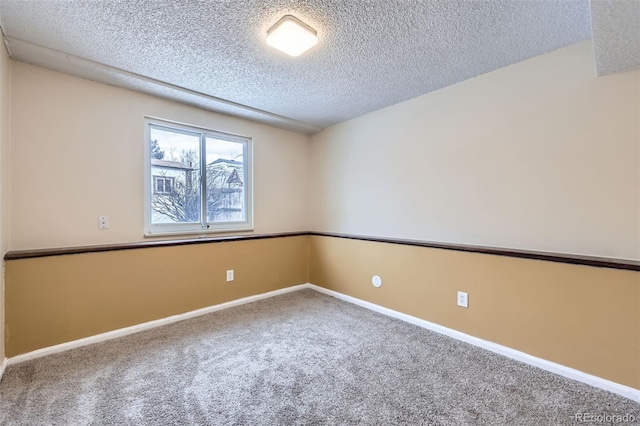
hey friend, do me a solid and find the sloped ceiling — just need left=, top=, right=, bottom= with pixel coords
left=0, top=1, right=633, bottom=134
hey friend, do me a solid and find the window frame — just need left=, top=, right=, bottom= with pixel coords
left=144, top=117, right=253, bottom=237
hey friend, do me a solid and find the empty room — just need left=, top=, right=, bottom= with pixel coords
left=0, top=0, right=638, bottom=424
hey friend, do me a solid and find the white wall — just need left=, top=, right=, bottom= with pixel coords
left=0, top=40, right=11, bottom=363
left=309, top=41, right=640, bottom=260
left=10, top=62, right=309, bottom=250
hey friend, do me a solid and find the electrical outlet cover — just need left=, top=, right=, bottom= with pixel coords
left=457, top=291, right=468, bottom=308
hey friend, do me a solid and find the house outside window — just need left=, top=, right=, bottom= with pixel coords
left=145, top=118, right=253, bottom=236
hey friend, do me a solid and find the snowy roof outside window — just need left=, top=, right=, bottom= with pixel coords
left=209, top=158, right=244, bottom=186
left=151, top=159, right=195, bottom=170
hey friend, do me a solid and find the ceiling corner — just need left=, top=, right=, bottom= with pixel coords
left=589, top=0, right=640, bottom=76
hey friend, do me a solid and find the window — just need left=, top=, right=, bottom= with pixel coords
left=145, top=118, right=252, bottom=235
left=153, top=176, right=174, bottom=194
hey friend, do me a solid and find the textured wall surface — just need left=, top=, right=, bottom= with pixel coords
left=10, top=62, right=309, bottom=250
left=0, top=0, right=591, bottom=130
left=309, top=41, right=640, bottom=259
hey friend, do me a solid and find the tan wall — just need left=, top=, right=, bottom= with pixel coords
left=309, top=235, right=640, bottom=389
left=0, top=38, right=12, bottom=362
left=5, top=233, right=639, bottom=390
left=10, top=61, right=309, bottom=250
left=5, top=235, right=309, bottom=356
left=309, top=41, right=640, bottom=260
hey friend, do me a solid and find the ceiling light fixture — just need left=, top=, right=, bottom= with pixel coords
left=266, top=15, right=318, bottom=57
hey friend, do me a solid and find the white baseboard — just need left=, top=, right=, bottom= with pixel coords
left=0, top=357, right=7, bottom=382
left=7, top=284, right=308, bottom=366
left=306, top=283, right=640, bottom=403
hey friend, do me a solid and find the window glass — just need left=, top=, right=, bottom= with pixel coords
left=146, top=120, right=252, bottom=235
left=205, top=137, right=246, bottom=223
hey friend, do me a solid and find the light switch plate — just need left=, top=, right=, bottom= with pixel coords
left=98, top=216, right=109, bottom=230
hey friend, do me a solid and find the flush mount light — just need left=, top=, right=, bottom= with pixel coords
left=266, top=15, right=318, bottom=57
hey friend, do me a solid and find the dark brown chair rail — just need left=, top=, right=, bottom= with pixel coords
left=4, top=231, right=639, bottom=271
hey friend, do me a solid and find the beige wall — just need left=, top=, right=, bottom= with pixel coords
left=309, top=235, right=640, bottom=389
left=0, top=40, right=11, bottom=363
left=5, top=235, right=309, bottom=356
left=10, top=62, right=309, bottom=250
left=309, top=41, right=640, bottom=260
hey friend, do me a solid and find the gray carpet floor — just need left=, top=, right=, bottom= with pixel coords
left=0, top=289, right=638, bottom=425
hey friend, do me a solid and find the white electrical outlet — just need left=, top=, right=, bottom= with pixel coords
left=226, top=270, right=234, bottom=282
left=457, top=291, right=469, bottom=308
left=98, top=216, right=109, bottom=230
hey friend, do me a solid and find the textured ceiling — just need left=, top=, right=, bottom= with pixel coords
left=590, top=0, right=640, bottom=76
left=0, top=1, right=596, bottom=133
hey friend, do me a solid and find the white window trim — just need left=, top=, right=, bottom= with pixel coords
left=144, top=117, right=254, bottom=237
